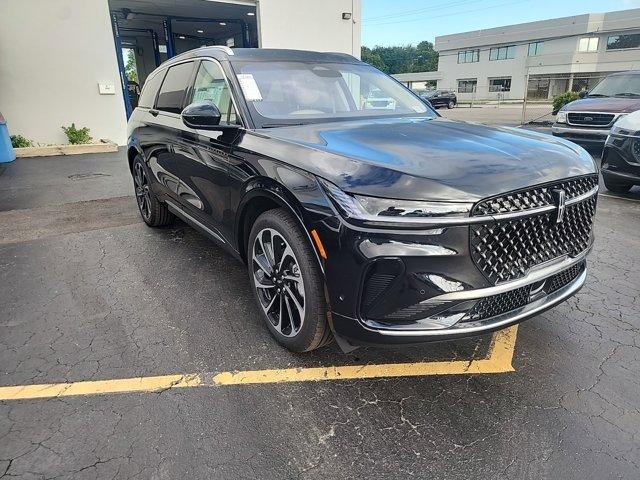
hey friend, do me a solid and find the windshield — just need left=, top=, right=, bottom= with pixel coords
left=589, top=74, right=640, bottom=98
left=232, top=61, right=433, bottom=127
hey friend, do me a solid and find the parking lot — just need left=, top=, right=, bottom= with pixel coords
left=1, top=149, right=639, bottom=479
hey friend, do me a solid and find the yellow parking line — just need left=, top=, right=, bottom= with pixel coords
left=0, top=326, right=517, bottom=401
left=0, top=374, right=202, bottom=401
left=213, top=325, right=517, bottom=385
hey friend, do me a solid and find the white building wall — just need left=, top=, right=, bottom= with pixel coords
left=437, top=45, right=528, bottom=100
left=258, top=0, right=361, bottom=58
left=0, top=0, right=361, bottom=147
left=0, top=0, right=128, bottom=145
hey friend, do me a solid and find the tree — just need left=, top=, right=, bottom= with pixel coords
left=125, top=49, right=138, bottom=83
left=360, top=42, right=439, bottom=75
left=361, top=46, right=388, bottom=72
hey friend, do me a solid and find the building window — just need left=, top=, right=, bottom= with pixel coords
left=489, top=77, right=511, bottom=92
left=457, top=79, right=477, bottom=93
left=489, top=45, right=516, bottom=61
left=607, top=34, right=640, bottom=50
left=578, top=37, right=599, bottom=52
left=528, top=41, right=543, bottom=56
left=457, top=49, right=480, bottom=63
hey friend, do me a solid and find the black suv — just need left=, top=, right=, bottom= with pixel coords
left=602, top=110, right=640, bottom=193
left=420, top=90, right=457, bottom=109
left=127, top=47, right=598, bottom=352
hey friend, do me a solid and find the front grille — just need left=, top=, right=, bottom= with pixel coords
left=567, top=112, right=615, bottom=127
left=473, top=175, right=598, bottom=216
left=465, top=285, right=531, bottom=322
left=463, top=261, right=584, bottom=322
left=545, top=261, right=584, bottom=294
left=471, top=176, right=597, bottom=285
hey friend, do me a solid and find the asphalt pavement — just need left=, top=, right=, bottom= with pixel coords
left=1, top=149, right=639, bottom=479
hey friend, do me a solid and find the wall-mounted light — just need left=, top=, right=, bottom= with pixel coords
left=197, top=29, right=204, bottom=33
left=342, top=12, right=352, bottom=20
left=219, top=22, right=226, bottom=26
left=247, top=12, right=255, bottom=16
left=178, top=35, right=186, bottom=40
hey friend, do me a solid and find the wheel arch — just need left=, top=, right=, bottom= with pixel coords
left=235, top=179, right=325, bottom=275
left=127, top=143, right=144, bottom=173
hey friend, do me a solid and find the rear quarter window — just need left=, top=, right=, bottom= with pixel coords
left=156, top=62, right=195, bottom=114
left=138, top=71, right=165, bottom=109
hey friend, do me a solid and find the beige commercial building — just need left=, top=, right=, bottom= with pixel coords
left=396, top=8, right=640, bottom=101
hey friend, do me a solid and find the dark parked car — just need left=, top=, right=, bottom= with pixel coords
left=127, top=47, right=598, bottom=352
left=420, top=90, right=457, bottom=109
left=552, top=70, right=640, bottom=150
left=602, top=110, right=640, bottom=193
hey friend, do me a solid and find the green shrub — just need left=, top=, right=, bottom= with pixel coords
left=10, top=134, right=34, bottom=148
left=552, top=91, right=580, bottom=115
left=61, top=123, right=92, bottom=144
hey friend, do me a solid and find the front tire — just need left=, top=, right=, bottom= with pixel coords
left=447, top=100, right=455, bottom=109
left=248, top=209, right=332, bottom=352
left=131, top=156, right=174, bottom=227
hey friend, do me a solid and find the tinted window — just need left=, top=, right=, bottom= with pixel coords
left=190, top=61, right=239, bottom=125
left=156, top=62, right=195, bottom=113
left=138, top=71, right=165, bottom=108
left=607, top=34, right=640, bottom=50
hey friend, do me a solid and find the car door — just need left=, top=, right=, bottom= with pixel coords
left=172, top=59, right=243, bottom=244
left=144, top=61, right=196, bottom=200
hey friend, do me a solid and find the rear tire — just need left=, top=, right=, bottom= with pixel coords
left=603, top=176, right=632, bottom=194
left=131, top=156, right=174, bottom=227
left=247, top=209, right=332, bottom=352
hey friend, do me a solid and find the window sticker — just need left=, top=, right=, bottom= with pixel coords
left=237, top=73, right=263, bottom=101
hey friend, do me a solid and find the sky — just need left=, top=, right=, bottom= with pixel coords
left=361, top=0, right=640, bottom=47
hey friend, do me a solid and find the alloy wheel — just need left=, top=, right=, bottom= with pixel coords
left=252, top=228, right=305, bottom=337
left=133, top=162, right=152, bottom=220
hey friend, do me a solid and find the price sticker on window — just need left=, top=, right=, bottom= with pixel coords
left=237, top=74, right=263, bottom=102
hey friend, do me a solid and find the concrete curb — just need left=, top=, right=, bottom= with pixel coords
left=14, top=140, right=118, bottom=158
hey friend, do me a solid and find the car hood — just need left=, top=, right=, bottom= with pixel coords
left=563, top=97, right=640, bottom=113
left=256, top=116, right=597, bottom=202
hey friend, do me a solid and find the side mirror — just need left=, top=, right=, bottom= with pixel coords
left=181, top=101, right=222, bottom=129
left=579, top=90, right=588, bottom=99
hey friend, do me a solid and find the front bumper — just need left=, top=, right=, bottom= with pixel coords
left=551, top=124, right=610, bottom=148
left=312, top=176, right=598, bottom=347
left=602, top=134, right=640, bottom=186
left=330, top=255, right=587, bottom=346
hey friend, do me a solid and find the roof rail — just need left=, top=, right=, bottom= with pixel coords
left=162, top=46, right=234, bottom=65
left=208, top=45, right=234, bottom=55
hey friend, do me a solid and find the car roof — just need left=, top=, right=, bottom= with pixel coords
left=163, top=46, right=359, bottom=66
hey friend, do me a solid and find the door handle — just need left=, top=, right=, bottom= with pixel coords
left=149, top=109, right=159, bottom=117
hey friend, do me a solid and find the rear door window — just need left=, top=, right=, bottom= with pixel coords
left=156, top=62, right=195, bottom=114
left=138, top=71, right=165, bottom=108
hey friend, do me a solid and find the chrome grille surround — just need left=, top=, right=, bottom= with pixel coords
left=473, top=175, right=598, bottom=216
left=567, top=112, right=615, bottom=127
left=471, top=176, right=598, bottom=285
left=463, top=261, right=585, bottom=322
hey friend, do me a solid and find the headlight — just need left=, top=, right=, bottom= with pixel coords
left=318, top=178, right=473, bottom=226
left=556, top=111, right=567, bottom=124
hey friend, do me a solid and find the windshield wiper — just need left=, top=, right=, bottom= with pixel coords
left=614, top=92, right=640, bottom=97
left=586, top=93, right=608, bottom=97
